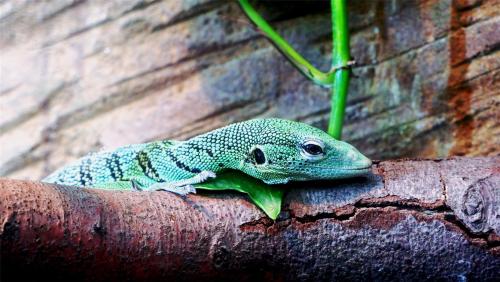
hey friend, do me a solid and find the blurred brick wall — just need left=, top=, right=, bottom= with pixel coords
left=0, top=0, right=498, bottom=180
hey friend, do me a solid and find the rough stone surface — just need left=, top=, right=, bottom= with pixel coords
left=0, top=0, right=499, bottom=179
left=1, top=157, right=499, bottom=281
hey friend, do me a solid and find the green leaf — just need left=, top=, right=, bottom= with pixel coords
left=194, top=170, right=284, bottom=220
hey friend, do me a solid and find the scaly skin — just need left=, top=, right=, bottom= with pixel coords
left=43, top=119, right=372, bottom=190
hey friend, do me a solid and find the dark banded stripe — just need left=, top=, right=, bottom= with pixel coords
left=162, top=140, right=175, bottom=147
left=79, top=158, right=93, bottom=186
left=187, top=142, right=214, bottom=157
left=137, top=151, right=162, bottom=181
left=164, top=150, right=201, bottom=174
left=106, top=153, right=123, bottom=180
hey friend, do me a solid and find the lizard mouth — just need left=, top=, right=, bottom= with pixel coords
left=264, top=164, right=372, bottom=180
left=268, top=164, right=372, bottom=171
left=340, top=166, right=372, bottom=171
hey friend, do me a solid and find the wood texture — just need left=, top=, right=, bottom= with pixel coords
left=1, top=157, right=499, bottom=281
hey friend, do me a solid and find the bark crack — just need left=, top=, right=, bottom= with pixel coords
left=240, top=193, right=498, bottom=250
left=439, top=170, right=448, bottom=205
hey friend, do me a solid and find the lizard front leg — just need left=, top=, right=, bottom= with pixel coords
left=142, top=171, right=217, bottom=195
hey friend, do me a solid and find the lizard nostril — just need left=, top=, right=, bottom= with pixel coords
left=347, top=150, right=358, bottom=161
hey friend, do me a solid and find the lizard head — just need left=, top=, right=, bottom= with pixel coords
left=239, top=119, right=372, bottom=185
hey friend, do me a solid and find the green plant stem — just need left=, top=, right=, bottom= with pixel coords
left=238, top=0, right=352, bottom=139
left=238, top=0, right=334, bottom=87
left=328, top=0, right=351, bottom=139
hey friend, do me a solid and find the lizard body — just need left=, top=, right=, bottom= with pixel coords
left=43, top=118, right=371, bottom=192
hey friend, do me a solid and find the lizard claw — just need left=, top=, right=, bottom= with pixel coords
left=198, top=171, right=216, bottom=182
left=138, top=170, right=215, bottom=195
left=148, top=183, right=197, bottom=195
left=178, top=185, right=196, bottom=195
left=130, top=180, right=143, bottom=191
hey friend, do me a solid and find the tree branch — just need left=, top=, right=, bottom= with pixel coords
left=1, top=157, right=499, bottom=281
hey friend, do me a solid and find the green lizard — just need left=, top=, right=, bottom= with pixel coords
left=43, top=118, right=371, bottom=195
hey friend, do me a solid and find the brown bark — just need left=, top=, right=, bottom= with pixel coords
left=1, top=157, right=499, bottom=281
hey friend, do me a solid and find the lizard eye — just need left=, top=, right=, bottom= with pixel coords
left=303, top=143, right=323, bottom=155
left=252, top=148, right=266, bottom=165
left=301, top=140, right=325, bottom=160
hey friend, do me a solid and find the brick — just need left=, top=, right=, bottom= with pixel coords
left=0, top=81, right=66, bottom=131
left=376, top=0, right=451, bottom=61
left=454, top=0, right=484, bottom=10
left=458, top=0, right=500, bottom=26
left=0, top=115, right=48, bottom=175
